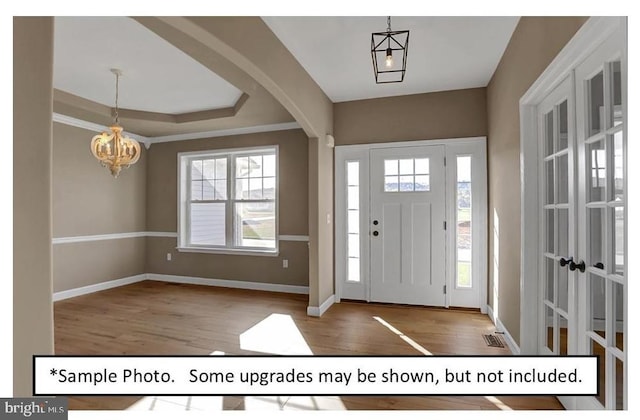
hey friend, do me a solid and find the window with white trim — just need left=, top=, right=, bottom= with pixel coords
left=178, top=147, right=278, bottom=254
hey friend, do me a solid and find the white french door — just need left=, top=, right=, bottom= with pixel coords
left=335, top=138, right=487, bottom=310
left=535, top=20, right=626, bottom=410
left=369, top=146, right=446, bottom=306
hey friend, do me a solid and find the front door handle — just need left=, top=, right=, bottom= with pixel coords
left=372, top=231, right=379, bottom=237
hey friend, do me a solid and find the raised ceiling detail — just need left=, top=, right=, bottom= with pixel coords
left=262, top=16, right=520, bottom=102
left=53, top=16, right=244, bottom=114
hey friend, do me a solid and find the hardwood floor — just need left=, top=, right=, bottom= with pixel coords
left=54, top=281, right=563, bottom=410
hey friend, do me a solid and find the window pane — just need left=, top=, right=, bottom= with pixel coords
left=415, top=158, right=429, bottom=175
left=347, top=186, right=359, bottom=210
left=545, top=160, right=554, bottom=204
left=588, top=207, right=605, bottom=269
left=591, top=338, right=606, bottom=406
left=384, top=159, right=398, bottom=176
left=202, top=179, right=215, bottom=200
left=456, top=156, right=472, bottom=288
left=545, top=111, right=554, bottom=156
left=545, top=209, right=554, bottom=254
left=347, top=161, right=360, bottom=185
left=614, top=281, right=624, bottom=351
left=399, top=175, right=413, bottom=191
left=249, top=155, right=263, bottom=177
left=190, top=203, right=226, bottom=246
left=399, top=159, right=413, bottom=175
left=556, top=154, right=568, bottom=204
left=215, top=158, right=227, bottom=179
left=559, top=313, right=568, bottom=355
left=235, top=202, right=275, bottom=248
left=385, top=176, right=398, bottom=192
left=191, top=160, right=203, bottom=180
left=249, top=178, right=263, bottom=199
left=612, top=61, right=622, bottom=127
left=191, top=180, right=203, bottom=201
left=203, top=159, right=215, bottom=179
left=236, top=157, right=249, bottom=178
left=215, top=180, right=227, bottom=200
left=613, top=207, right=624, bottom=275
left=263, top=154, right=276, bottom=177
left=588, top=71, right=604, bottom=137
left=347, top=210, right=359, bottom=234
left=545, top=304, right=554, bottom=353
left=348, top=233, right=359, bottom=258
left=348, top=257, right=360, bottom=282
left=236, top=179, right=249, bottom=199
left=414, top=175, right=430, bottom=191
left=558, top=100, right=568, bottom=150
left=613, top=131, right=623, bottom=201
left=263, top=177, right=276, bottom=200
left=545, top=256, right=555, bottom=303
left=588, top=140, right=606, bottom=202
left=589, top=273, right=606, bottom=339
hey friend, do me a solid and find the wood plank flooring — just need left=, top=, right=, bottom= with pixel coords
left=54, top=281, right=563, bottom=411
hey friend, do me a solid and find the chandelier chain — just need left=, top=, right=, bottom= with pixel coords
left=114, top=72, right=120, bottom=124
left=387, top=16, right=391, bottom=32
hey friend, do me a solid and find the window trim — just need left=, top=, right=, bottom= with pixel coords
left=177, top=146, right=279, bottom=256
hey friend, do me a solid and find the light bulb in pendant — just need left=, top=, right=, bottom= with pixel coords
left=385, top=48, right=394, bottom=68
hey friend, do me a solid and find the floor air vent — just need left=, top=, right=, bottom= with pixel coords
left=482, top=334, right=505, bottom=348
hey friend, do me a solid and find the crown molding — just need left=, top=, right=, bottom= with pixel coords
left=147, top=122, right=301, bottom=143
left=52, top=113, right=301, bottom=147
left=52, top=112, right=152, bottom=149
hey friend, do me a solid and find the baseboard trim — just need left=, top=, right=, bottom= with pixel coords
left=53, top=274, right=147, bottom=302
left=147, top=273, right=309, bottom=295
left=486, top=305, right=520, bottom=355
left=307, top=294, right=335, bottom=317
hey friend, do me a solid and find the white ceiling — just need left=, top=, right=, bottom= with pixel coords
left=262, top=16, right=520, bottom=102
left=53, top=17, right=243, bottom=114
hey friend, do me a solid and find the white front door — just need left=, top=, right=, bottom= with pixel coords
left=369, top=146, right=446, bottom=306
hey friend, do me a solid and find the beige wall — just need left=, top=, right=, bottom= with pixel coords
left=13, top=17, right=54, bottom=397
left=51, top=122, right=147, bottom=292
left=53, top=123, right=147, bottom=237
left=145, top=129, right=309, bottom=285
left=334, top=88, right=487, bottom=145
left=486, top=17, right=588, bottom=345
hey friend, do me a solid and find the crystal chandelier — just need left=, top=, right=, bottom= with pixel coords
left=90, top=69, right=141, bottom=177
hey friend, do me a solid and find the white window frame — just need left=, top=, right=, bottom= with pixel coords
left=177, top=146, right=279, bottom=256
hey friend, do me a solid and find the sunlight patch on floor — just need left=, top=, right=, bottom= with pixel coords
left=484, top=395, right=513, bottom=410
left=240, top=313, right=313, bottom=355
left=373, top=316, right=433, bottom=355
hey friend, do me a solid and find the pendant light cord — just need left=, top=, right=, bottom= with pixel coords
left=114, top=72, right=120, bottom=124
left=387, top=16, right=391, bottom=32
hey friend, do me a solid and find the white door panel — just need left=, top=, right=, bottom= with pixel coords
left=370, top=146, right=446, bottom=306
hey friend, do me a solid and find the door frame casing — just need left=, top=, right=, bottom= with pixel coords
left=334, top=137, right=487, bottom=312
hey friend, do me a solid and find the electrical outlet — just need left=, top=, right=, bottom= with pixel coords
left=166, top=253, right=172, bottom=261
left=326, top=213, right=331, bottom=224
left=283, top=259, right=289, bottom=268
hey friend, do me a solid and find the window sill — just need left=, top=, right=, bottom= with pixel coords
left=177, top=247, right=279, bottom=257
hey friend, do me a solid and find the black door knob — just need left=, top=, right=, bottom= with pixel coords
left=593, top=262, right=604, bottom=269
left=569, top=260, right=586, bottom=273
left=373, top=231, right=379, bottom=236
left=559, top=257, right=573, bottom=267
left=373, top=220, right=379, bottom=225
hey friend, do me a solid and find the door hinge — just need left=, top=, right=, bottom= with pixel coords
left=443, top=221, right=447, bottom=230
left=443, top=285, right=447, bottom=294
left=444, top=156, right=446, bottom=166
